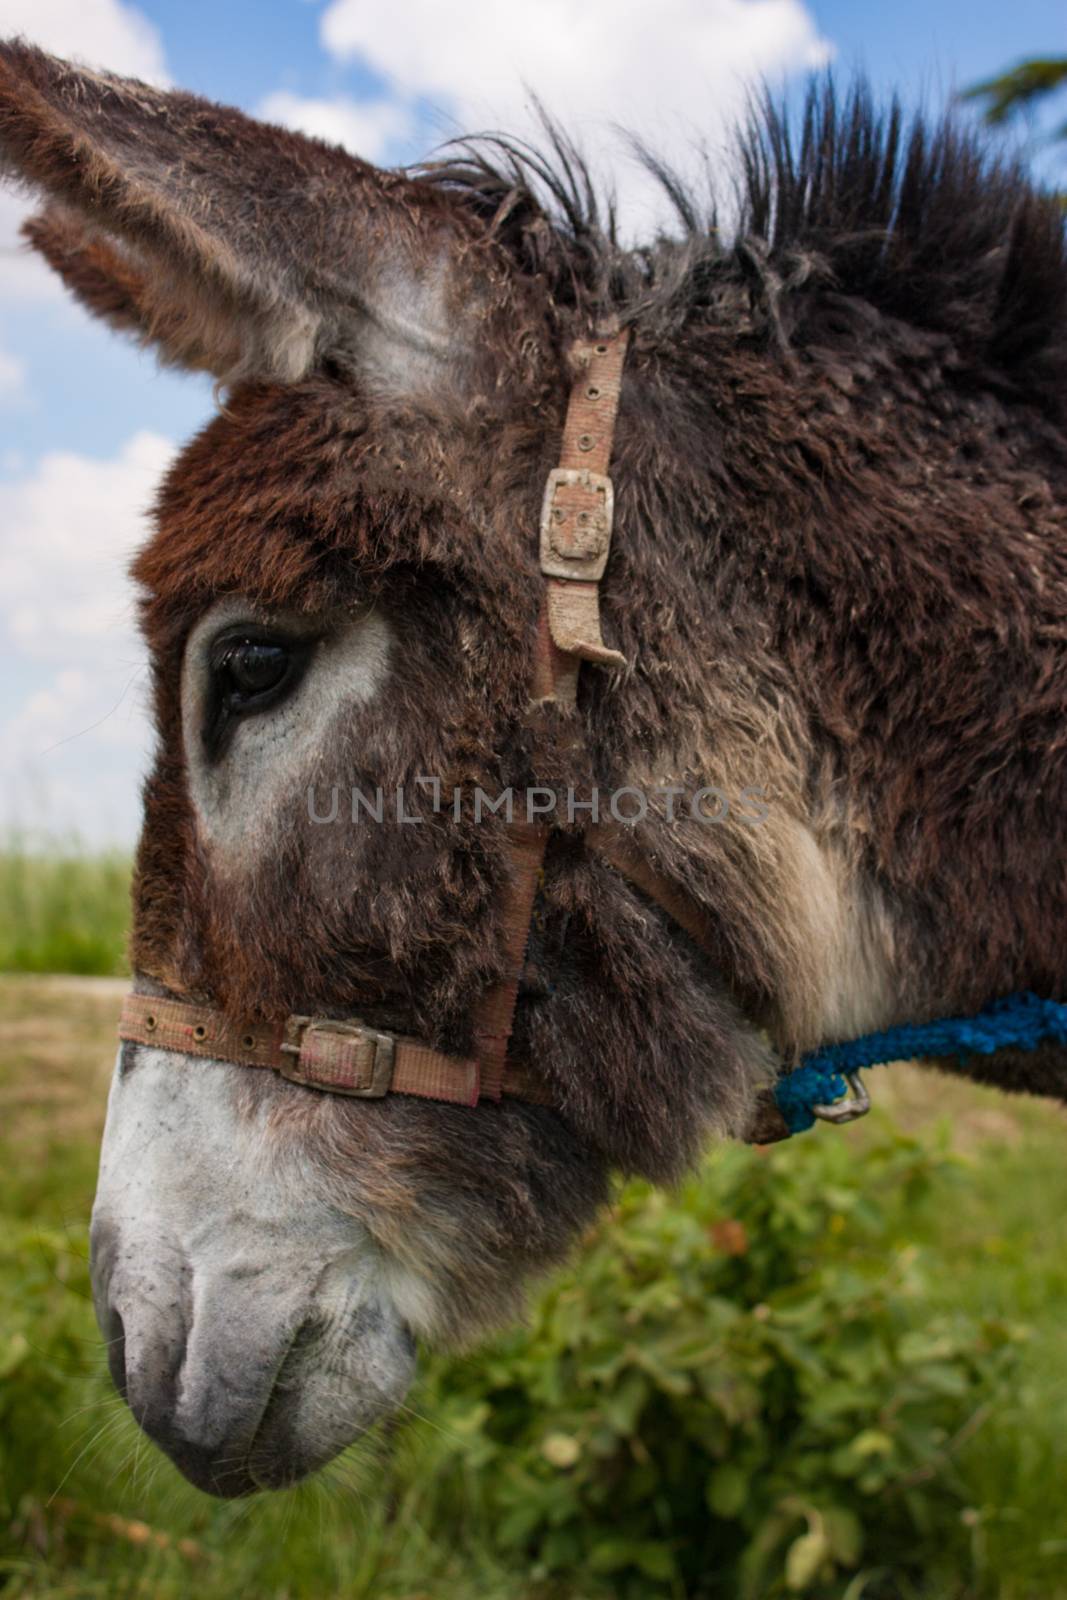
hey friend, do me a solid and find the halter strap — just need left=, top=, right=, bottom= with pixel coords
left=465, top=331, right=632, bottom=1099
left=121, top=330, right=1049, bottom=1141
left=120, top=329, right=702, bottom=1112
left=117, top=817, right=723, bottom=1108
left=118, top=991, right=553, bottom=1106
left=537, top=330, right=630, bottom=698
left=110, top=329, right=880, bottom=1140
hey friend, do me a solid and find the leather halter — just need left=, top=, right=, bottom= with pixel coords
left=119, top=330, right=731, bottom=1113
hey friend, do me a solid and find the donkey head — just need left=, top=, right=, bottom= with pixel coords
left=1, top=40, right=788, bottom=1495
left=10, top=40, right=1066, bottom=1497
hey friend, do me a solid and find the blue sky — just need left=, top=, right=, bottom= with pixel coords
left=0, top=0, right=1064, bottom=844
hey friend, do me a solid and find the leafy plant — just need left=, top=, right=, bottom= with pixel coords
left=961, top=57, right=1067, bottom=137
left=0, top=973, right=1054, bottom=1599
left=411, top=1132, right=1024, bottom=1598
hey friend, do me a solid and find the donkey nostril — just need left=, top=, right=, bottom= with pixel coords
left=105, top=1306, right=128, bottom=1400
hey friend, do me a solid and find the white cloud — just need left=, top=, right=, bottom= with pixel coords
left=319, top=0, right=832, bottom=228
left=0, top=432, right=176, bottom=842
left=0, top=431, right=174, bottom=658
left=257, top=89, right=418, bottom=163
left=1, top=0, right=168, bottom=82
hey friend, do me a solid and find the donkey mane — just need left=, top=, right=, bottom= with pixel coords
left=422, top=80, right=1067, bottom=425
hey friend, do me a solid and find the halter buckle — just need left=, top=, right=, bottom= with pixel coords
left=279, top=1017, right=396, bottom=1097
left=540, top=468, right=615, bottom=581
left=812, top=1071, right=871, bottom=1125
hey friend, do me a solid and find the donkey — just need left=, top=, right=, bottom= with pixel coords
left=2, top=39, right=1066, bottom=1497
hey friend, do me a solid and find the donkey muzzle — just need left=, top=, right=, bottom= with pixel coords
left=90, top=1045, right=416, bottom=1496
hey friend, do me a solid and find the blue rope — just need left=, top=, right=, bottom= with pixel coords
left=773, top=990, right=1067, bottom=1136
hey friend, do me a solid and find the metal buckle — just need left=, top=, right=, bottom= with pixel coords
left=539, top=467, right=615, bottom=581
left=812, top=1071, right=871, bottom=1125
left=279, top=1017, right=396, bottom=1097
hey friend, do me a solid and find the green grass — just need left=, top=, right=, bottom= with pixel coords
left=897, top=1109, right=1067, bottom=1593
left=0, top=842, right=130, bottom=976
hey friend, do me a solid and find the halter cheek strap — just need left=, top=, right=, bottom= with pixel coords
left=463, top=332, right=634, bottom=1102
left=537, top=331, right=630, bottom=693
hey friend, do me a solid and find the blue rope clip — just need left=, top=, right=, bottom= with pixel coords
left=773, top=990, right=1067, bottom=1137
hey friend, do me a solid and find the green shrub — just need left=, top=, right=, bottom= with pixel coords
left=412, top=1130, right=1024, bottom=1598
left=0, top=975, right=1043, bottom=1600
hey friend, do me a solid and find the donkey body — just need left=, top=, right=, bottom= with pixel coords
left=2, top=40, right=1065, bottom=1495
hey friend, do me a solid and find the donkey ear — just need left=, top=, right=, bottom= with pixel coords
left=23, top=208, right=244, bottom=374
left=0, top=40, right=492, bottom=392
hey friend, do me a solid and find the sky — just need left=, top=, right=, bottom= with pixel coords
left=0, top=0, right=1065, bottom=846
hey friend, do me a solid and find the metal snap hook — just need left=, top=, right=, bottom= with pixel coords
left=812, top=1071, right=871, bottom=1124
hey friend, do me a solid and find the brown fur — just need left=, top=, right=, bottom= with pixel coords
left=4, top=44, right=1067, bottom=1331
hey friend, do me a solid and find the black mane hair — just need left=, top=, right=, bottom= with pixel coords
left=419, top=78, right=1067, bottom=422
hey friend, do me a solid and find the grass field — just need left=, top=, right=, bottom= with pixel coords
left=0, top=846, right=130, bottom=976
left=2, top=971, right=1067, bottom=1597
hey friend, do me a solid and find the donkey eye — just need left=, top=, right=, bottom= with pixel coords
left=220, top=641, right=290, bottom=698
left=204, top=631, right=312, bottom=758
